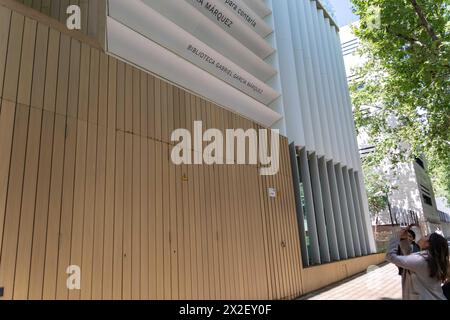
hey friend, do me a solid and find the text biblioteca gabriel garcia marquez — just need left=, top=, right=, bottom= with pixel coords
left=186, top=44, right=265, bottom=96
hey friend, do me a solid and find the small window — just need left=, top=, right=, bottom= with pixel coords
left=422, top=194, right=433, bottom=207
left=415, top=158, right=425, bottom=170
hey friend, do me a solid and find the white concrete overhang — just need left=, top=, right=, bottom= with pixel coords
left=108, top=0, right=280, bottom=105
left=106, top=17, right=282, bottom=127
left=182, top=0, right=275, bottom=59
left=140, top=0, right=277, bottom=79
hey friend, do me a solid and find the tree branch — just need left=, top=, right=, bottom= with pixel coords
left=409, top=0, right=440, bottom=42
left=386, top=26, right=424, bottom=46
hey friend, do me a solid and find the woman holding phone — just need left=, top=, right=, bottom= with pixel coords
left=386, top=225, right=449, bottom=300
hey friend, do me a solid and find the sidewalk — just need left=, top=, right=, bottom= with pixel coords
left=300, top=263, right=402, bottom=300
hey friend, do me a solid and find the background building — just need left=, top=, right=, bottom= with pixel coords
left=437, top=198, right=450, bottom=238
left=0, top=0, right=380, bottom=300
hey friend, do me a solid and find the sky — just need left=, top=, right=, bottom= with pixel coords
left=327, top=0, right=360, bottom=27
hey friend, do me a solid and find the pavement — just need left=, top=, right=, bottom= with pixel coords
left=301, top=263, right=402, bottom=300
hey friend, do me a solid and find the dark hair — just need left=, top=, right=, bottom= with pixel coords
left=407, top=229, right=416, bottom=240
left=426, top=233, right=449, bottom=282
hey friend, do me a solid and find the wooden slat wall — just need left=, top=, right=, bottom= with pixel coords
left=0, top=3, right=304, bottom=300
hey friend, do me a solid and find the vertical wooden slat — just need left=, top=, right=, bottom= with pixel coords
left=147, top=75, right=155, bottom=139
left=161, top=83, right=171, bottom=299
left=187, top=94, right=198, bottom=300
left=139, top=72, right=150, bottom=300
left=55, top=116, right=77, bottom=300
left=207, top=103, right=219, bottom=299
left=162, top=142, right=171, bottom=299
left=131, top=70, right=141, bottom=300
left=30, top=23, right=48, bottom=110
left=55, top=33, right=70, bottom=115
left=80, top=121, right=97, bottom=299
left=147, top=76, right=157, bottom=300
left=0, top=101, right=15, bottom=269
left=91, top=124, right=106, bottom=300
left=77, top=43, right=90, bottom=122
left=124, top=65, right=132, bottom=133
left=193, top=97, right=205, bottom=299
left=154, top=78, right=162, bottom=142
left=132, top=69, right=140, bottom=134
left=102, top=57, right=116, bottom=300
left=140, top=75, right=149, bottom=299
left=87, top=48, right=99, bottom=124
left=91, top=54, right=109, bottom=300
left=217, top=108, right=231, bottom=300
left=116, top=61, right=124, bottom=131
left=154, top=139, right=163, bottom=300
left=140, top=72, right=148, bottom=137
left=179, top=92, right=192, bottom=300
left=177, top=159, right=187, bottom=299
left=148, top=138, right=157, bottom=300
left=245, top=150, right=260, bottom=299
left=3, top=12, right=24, bottom=103
left=225, top=115, right=239, bottom=299
left=79, top=47, right=99, bottom=297
left=200, top=100, right=210, bottom=300
left=131, top=134, right=141, bottom=299
left=17, top=17, right=36, bottom=106
left=140, top=135, right=149, bottom=300
left=42, top=28, right=59, bottom=113
left=66, top=39, right=81, bottom=119
left=112, top=130, right=124, bottom=300
left=122, top=132, right=132, bottom=299
left=106, top=58, right=117, bottom=130
left=241, top=123, right=253, bottom=300
left=0, top=6, right=12, bottom=100
left=216, top=156, right=226, bottom=299
left=42, top=113, right=66, bottom=299
left=68, top=120, right=88, bottom=300
left=233, top=116, right=246, bottom=299
left=242, top=164, right=256, bottom=298
left=97, top=52, right=108, bottom=128
left=167, top=85, right=179, bottom=300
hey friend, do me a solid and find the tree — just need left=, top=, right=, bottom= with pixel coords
left=350, top=0, right=450, bottom=202
left=363, top=162, right=390, bottom=221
